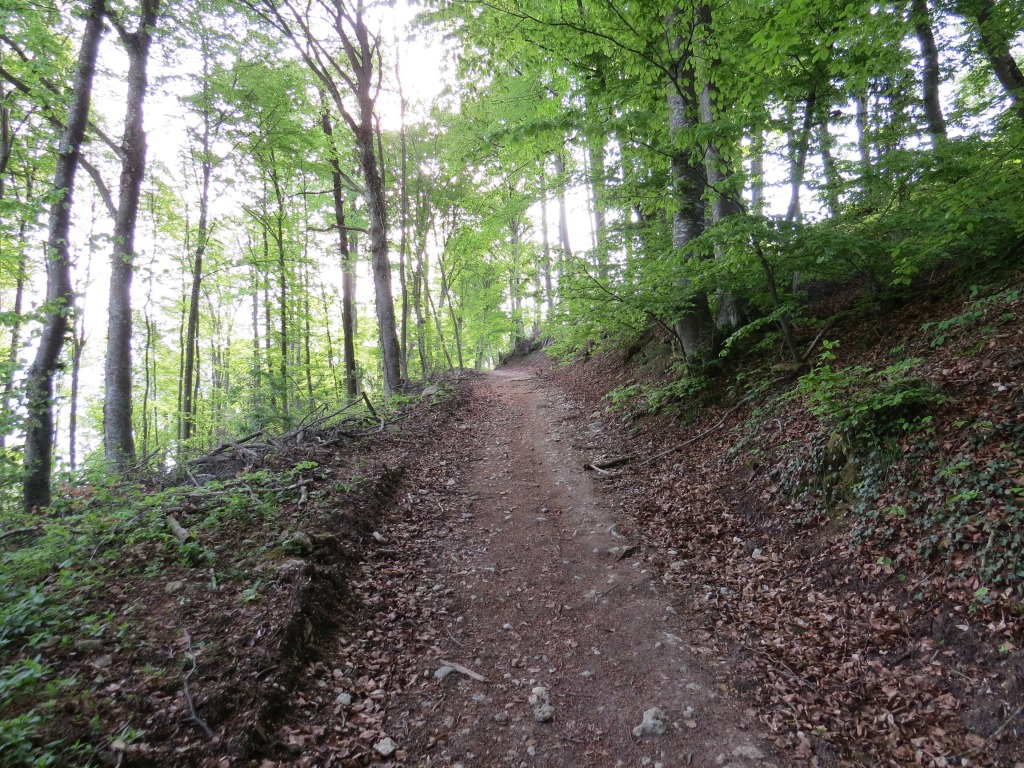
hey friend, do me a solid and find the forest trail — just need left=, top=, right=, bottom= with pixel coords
left=274, top=369, right=780, bottom=767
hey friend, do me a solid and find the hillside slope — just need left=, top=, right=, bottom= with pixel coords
left=521, top=270, right=1024, bottom=766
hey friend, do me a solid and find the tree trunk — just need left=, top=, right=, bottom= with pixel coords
left=414, top=243, right=429, bottom=375
left=346, top=13, right=401, bottom=395
left=553, top=152, right=572, bottom=270
left=786, top=80, right=818, bottom=224
left=181, top=56, right=213, bottom=446
left=103, top=0, right=159, bottom=470
left=817, top=122, right=841, bottom=216
left=250, top=262, right=262, bottom=411
left=425, top=278, right=454, bottom=370
left=750, top=131, right=766, bottom=214
left=319, top=107, right=359, bottom=400
left=959, top=0, right=1024, bottom=119
left=585, top=120, right=608, bottom=275
left=397, top=55, right=411, bottom=380
left=69, top=311, right=85, bottom=471
left=540, top=161, right=554, bottom=313
left=910, top=0, right=947, bottom=140
left=667, top=8, right=715, bottom=360
left=24, top=0, right=105, bottom=511
left=695, top=2, right=746, bottom=331
left=269, top=162, right=289, bottom=421
left=856, top=91, right=871, bottom=178
left=1, top=220, right=28, bottom=439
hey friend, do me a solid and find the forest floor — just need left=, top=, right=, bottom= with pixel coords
left=6, top=273, right=1024, bottom=768
left=258, top=366, right=779, bottom=768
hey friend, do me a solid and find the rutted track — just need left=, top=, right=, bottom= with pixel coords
left=254, top=370, right=777, bottom=767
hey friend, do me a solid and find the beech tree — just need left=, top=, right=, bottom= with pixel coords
left=102, top=0, right=161, bottom=469
left=23, top=0, right=106, bottom=510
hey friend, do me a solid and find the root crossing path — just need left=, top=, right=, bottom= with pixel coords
left=269, top=371, right=780, bottom=767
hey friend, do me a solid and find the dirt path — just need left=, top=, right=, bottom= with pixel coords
left=263, top=371, right=780, bottom=767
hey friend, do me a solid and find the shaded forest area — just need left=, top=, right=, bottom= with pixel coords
left=1, top=0, right=1023, bottom=764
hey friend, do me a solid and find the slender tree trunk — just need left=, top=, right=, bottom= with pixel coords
left=319, top=108, right=359, bottom=400
left=301, top=257, right=314, bottom=405
left=817, top=122, right=841, bottom=216
left=250, top=262, right=262, bottom=412
left=69, top=313, right=85, bottom=471
left=540, top=161, right=554, bottom=313
left=103, top=0, right=160, bottom=469
left=910, top=0, right=947, bottom=140
left=397, top=54, right=411, bottom=380
left=263, top=275, right=276, bottom=412
left=750, top=131, right=766, bottom=214
left=786, top=81, right=818, bottom=224
left=269, top=163, right=289, bottom=421
left=2, top=218, right=28, bottom=437
left=23, top=0, right=105, bottom=511
left=553, top=152, right=572, bottom=269
left=181, top=59, right=213, bottom=446
left=358, top=119, right=401, bottom=394
left=694, top=2, right=747, bottom=331
left=414, top=246, right=429, bottom=375
left=856, top=91, right=872, bottom=178
left=141, top=309, right=153, bottom=458
left=585, top=119, right=608, bottom=275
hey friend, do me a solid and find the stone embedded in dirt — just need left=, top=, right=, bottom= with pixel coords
left=533, top=703, right=555, bottom=722
left=374, top=737, right=398, bottom=758
left=283, top=531, right=313, bottom=555
left=164, top=580, right=184, bottom=594
left=503, top=622, right=513, bottom=630
left=494, top=711, right=509, bottom=725
left=372, top=531, right=386, bottom=543
left=276, top=559, right=307, bottom=576
left=434, top=666, right=454, bottom=681
left=632, top=707, right=668, bottom=737
left=422, top=385, right=440, bottom=397
left=334, top=692, right=352, bottom=706
left=732, top=745, right=766, bottom=760
left=75, top=638, right=104, bottom=653
left=93, top=654, right=113, bottom=668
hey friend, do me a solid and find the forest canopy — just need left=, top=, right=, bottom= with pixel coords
left=0, top=0, right=1021, bottom=509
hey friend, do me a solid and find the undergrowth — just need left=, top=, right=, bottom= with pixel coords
left=712, top=277, right=1024, bottom=606
left=0, top=462, right=331, bottom=765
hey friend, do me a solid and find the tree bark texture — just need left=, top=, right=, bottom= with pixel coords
left=910, top=0, right=947, bottom=139
left=24, top=0, right=106, bottom=511
left=666, top=8, right=715, bottom=360
left=103, top=0, right=160, bottom=469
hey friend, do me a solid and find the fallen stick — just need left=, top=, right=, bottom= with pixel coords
left=636, top=403, right=743, bottom=467
left=584, top=455, right=635, bottom=472
left=0, top=525, right=41, bottom=541
left=182, top=631, right=215, bottom=739
left=586, top=402, right=747, bottom=472
left=439, top=660, right=488, bottom=683
left=186, top=429, right=265, bottom=464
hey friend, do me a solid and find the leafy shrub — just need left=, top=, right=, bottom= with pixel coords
left=795, top=342, right=945, bottom=445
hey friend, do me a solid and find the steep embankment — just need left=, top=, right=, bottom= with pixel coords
left=527, top=272, right=1024, bottom=767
